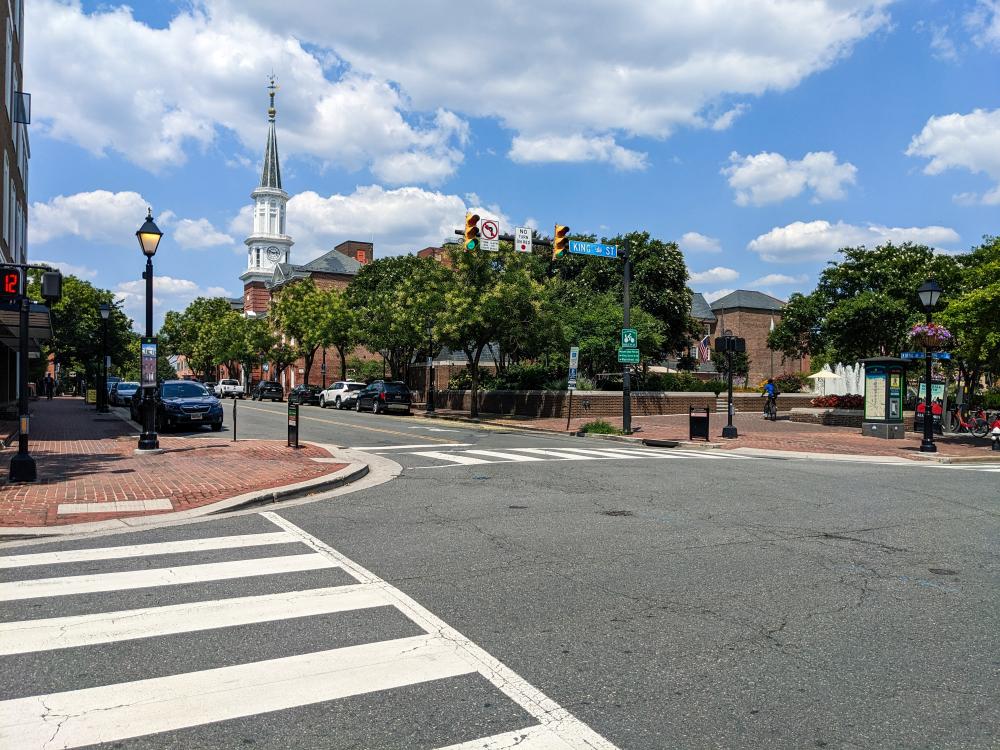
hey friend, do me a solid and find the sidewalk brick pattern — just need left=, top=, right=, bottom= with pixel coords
left=0, top=398, right=346, bottom=528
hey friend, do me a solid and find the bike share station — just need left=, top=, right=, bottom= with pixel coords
left=860, top=357, right=906, bottom=439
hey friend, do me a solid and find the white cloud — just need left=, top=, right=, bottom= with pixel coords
left=509, top=135, right=647, bottom=171
left=30, top=190, right=155, bottom=246
left=28, top=0, right=468, bottom=183
left=30, top=1, right=893, bottom=172
left=230, top=185, right=491, bottom=261
left=748, top=220, right=960, bottom=262
left=689, top=266, right=739, bottom=284
left=32, top=259, right=97, bottom=279
left=703, top=288, right=736, bottom=303
left=174, top=218, right=235, bottom=249
left=679, top=232, right=722, bottom=253
left=711, top=104, right=749, bottom=131
left=723, top=151, right=858, bottom=205
left=115, top=276, right=234, bottom=330
left=749, top=273, right=809, bottom=287
left=966, top=1, right=1000, bottom=50
left=905, top=108, right=1000, bottom=205
left=928, top=25, right=958, bottom=61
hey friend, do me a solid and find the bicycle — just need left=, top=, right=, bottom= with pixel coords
left=946, top=406, right=989, bottom=438
left=762, top=393, right=778, bottom=421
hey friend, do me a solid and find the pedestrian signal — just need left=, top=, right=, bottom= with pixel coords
left=0, top=267, right=22, bottom=299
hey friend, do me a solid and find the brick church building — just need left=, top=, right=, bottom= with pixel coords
left=235, top=79, right=374, bottom=393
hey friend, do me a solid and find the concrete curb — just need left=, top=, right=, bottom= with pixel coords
left=0, top=442, right=369, bottom=538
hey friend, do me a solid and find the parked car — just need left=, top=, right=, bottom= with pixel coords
left=153, top=380, right=223, bottom=432
left=110, top=381, right=140, bottom=406
left=252, top=380, right=284, bottom=401
left=355, top=380, right=412, bottom=415
left=105, top=376, right=122, bottom=397
left=288, top=384, right=322, bottom=406
left=319, top=381, right=366, bottom=409
left=214, top=379, right=245, bottom=399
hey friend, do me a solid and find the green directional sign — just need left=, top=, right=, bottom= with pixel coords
left=621, top=328, right=638, bottom=349
left=617, top=348, right=640, bottom=364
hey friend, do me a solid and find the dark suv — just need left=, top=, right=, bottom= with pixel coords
left=356, top=381, right=412, bottom=415
left=252, top=381, right=284, bottom=401
left=152, top=380, right=224, bottom=432
left=288, top=384, right=322, bottom=406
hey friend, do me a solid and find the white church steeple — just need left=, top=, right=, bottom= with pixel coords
left=240, top=75, right=293, bottom=287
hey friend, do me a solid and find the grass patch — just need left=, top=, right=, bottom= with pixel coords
left=579, top=419, right=622, bottom=435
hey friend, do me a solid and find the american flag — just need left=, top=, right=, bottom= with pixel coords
left=698, top=335, right=711, bottom=362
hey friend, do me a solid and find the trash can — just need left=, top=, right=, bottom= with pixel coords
left=689, top=405, right=710, bottom=441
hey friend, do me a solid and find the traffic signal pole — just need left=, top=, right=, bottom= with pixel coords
left=622, top=243, right=632, bottom=435
left=9, top=296, right=34, bottom=481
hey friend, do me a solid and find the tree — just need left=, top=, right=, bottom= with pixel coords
left=270, top=279, right=332, bottom=386
left=346, top=255, right=448, bottom=381
left=26, top=273, right=134, bottom=385
left=159, top=297, right=234, bottom=378
left=712, top=350, right=751, bottom=386
left=560, top=291, right=662, bottom=376
left=548, top=230, right=696, bottom=357
left=436, top=246, right=548, bottom=417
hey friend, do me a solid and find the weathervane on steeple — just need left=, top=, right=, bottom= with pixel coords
left=267, top=73, right=278, bottom=121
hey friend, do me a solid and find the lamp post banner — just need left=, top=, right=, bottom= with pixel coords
left=140, top=337, right=157, bottom=389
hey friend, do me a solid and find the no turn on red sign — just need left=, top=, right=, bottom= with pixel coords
left=515, top=226, right=532, bottom=253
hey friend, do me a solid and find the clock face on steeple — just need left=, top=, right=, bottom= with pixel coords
left=265, top=246, right=282, bottom=262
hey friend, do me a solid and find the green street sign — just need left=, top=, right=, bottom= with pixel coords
left=617, top=348, right=640, bottom=364
left=621, top=328, right=638, bottom=349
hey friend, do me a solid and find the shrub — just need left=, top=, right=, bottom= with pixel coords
left=447, top=369, right=473, bottom=390
left=978, top=390, right=1000, bottom=409
left=810, top=394, right=864, bottom=409
left=675, top=354, right=698, bottom=371
left=346, top=357, right=384, bottom=383
left=491, top=363, right=558, bottom=390
left=579, top=419, right=621, bottom=435
left=704, top=379, right=726, bottom=396
left=775, top=372, right=809, bottom=393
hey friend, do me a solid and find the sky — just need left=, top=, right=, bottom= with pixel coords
left=25, top=0, right=1000, bottom=329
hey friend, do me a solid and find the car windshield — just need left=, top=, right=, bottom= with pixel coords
left=161, top=383, right=210, bottom=399
left=347, top=383, right=365, bottom=391
left=221, top=380, right=238, bottom=386
left=384, top=383, right=409, bottom=394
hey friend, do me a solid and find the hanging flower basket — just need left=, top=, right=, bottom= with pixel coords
left=908, top=322, right=952, bottom=350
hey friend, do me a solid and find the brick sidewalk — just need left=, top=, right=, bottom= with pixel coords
left=426, top=408, right=993, bottom=460
left=0, top=397, right=349, bottom=528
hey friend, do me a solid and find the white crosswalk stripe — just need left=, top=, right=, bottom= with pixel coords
left=0, top=519, right=617, bottom=750
left=933, top=463, right=1000, bottom=472
left=406, top=444, right=757, bottom=468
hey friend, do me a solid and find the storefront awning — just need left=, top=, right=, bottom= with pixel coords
left=0, top=302, right=53, bottom=351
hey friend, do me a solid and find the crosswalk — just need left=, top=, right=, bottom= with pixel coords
left=359, top=442, right=758, bottom=469
left=933, top=462, right=1000, bottom=473
left=0, top=513, right=617, bottom=749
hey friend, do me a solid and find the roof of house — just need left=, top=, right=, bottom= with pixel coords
left=267, top=248, right=363, bottom=290
left=709, top=289, right=785, bottom=312
left=690, top=292, right=716, bottom=321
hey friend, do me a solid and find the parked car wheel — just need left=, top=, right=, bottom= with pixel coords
left=319, top=395, right=327, bottom=408
left=356, top=399, right=362, bottom=412
left=372, top=400, right=380, bottom=415
left=335, top=396, right=342, bottom=409
left=211, top=423, right=223, bottom=432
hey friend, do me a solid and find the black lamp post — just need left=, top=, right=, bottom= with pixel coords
left=425, top=321, right=435, bottom=413
left=97, top=303, right=110, bottom=413
left=136, top=209, right=162, bottom=451
left=917, top=279, right=943, bottom=453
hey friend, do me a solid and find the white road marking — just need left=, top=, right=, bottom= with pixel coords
left=407, top=426, right=459, bottom=432
left=352, top=443, right=475, bottom=451
left=0, top=584, right=389, bottom=656
left=544, top=447, right=662, bottom=459
left=410, top=451, right=492, bottom=465
left=0, top=634, right=473, bottom=749
left=56, top=499, right=174, bottom=514
left=0, top=532, right=299, bottom=569
left=464, top=450, right=546, bottom=462
left=265, top=512, right=618, bottom=750
left=508, top=448, right=593, bottom=460
left=0, top=553, right=337, bottom=601
left=435, top=724, right=578, bottom=749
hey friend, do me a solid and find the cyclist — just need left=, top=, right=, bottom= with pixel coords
left=762, top=378, right=778, bottom=418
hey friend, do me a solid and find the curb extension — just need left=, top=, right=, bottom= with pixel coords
left=0, top=453, right=369, bottom=539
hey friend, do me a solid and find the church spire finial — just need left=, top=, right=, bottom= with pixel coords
left=267, top=73, right=278, bottom=121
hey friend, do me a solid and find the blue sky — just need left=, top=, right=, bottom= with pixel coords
left=26, top=0, right=1000, bottom=329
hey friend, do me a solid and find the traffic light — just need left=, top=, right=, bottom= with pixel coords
left=553, top=224, right=570, bottom=259
left=464, top=213, right=480, bottom=251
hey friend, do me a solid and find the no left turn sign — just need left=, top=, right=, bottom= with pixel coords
left=481, top=219, right=499, bottom=240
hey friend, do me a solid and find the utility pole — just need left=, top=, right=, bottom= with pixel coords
left=622, top=242, right=632, bottom=435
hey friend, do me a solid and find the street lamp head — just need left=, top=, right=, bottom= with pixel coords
left=917, top=279, right=943, bottom=313
left=99, top=302, right=111, bottom=320
left=136, top=208, right=163, bottom=258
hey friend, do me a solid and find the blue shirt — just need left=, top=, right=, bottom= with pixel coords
left=764, top=383, right=776, bottom=397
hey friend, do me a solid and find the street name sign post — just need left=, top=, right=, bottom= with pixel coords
left=617, top=348, right=640, bottom=364
left=568, top=240, right=618, bottom=258
left=621, top=328, right=638, bottom=349
left=515, top=226, right=532, bottom=253
left=902, top=350, right=951, bottom=360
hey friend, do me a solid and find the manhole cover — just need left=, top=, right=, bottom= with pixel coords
left=928, top=568, right=958, bottom=576
left=602, top=510, right=634, bottom=517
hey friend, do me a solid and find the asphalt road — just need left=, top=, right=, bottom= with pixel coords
left=1, top=398, right=997, bottom=749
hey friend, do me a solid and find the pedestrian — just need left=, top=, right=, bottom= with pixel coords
left=43, top=373, right=55, bottom=400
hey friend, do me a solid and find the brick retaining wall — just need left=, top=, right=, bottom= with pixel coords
left=789, top=408, right=864, bottom=427
left=433, top=390, right=816, bottom=418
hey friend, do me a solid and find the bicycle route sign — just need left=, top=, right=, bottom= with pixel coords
left=617, top=348, right=640, bottom=364
left=620, top=328, right=638, bottom=349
